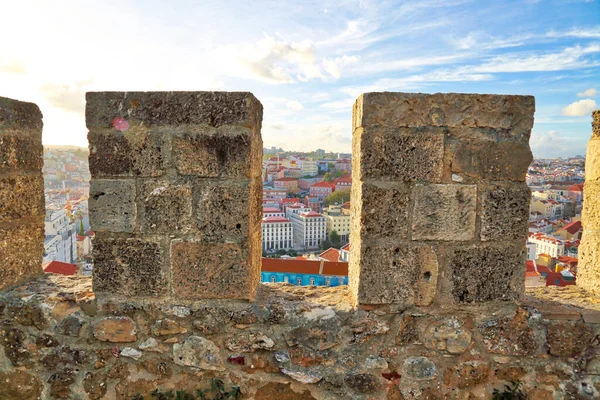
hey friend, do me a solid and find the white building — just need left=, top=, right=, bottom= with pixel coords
left=285, top=203, right=312, bottom=218
left=323, top=205, right=350, bottom=243
left=526, top=242, right=537, bottom=260
left=263, top=207, right=285, bottom=218
left=44, top=208, right=77, bottom=264
left=301, top=160, right=318, bottom=176
left=262, top=216, right=294, bottom=251
left=289, top=211, right=327, bottom=250
left=528, top=233, right=565, bottom=258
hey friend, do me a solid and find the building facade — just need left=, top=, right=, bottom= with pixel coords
left=262, top=216, right=294, bottom=251
left=289, top=211, right=327, bottom=250
left=44, top=208, right=77, bottom=264
left=323, top=205, right=350, bottom=243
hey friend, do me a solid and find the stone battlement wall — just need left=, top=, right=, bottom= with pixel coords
left=1, top=92, right=600, bottom=399
left=0, top=97, right=45, bottom=291
left=1, top=275, right=600, bottom=399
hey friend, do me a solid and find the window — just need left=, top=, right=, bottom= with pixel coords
left=325, top=278, right=331, bottom=286
left=284, top=276, right=289, bottom=283
left=309, top=277, right=315, bottom=285
left=296, top=277, right=302, bottom=285
left=270, top=275, right=276, bottom=283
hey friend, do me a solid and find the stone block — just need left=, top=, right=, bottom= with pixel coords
left=171, top=240, right=259, bottom=300
left=195, top=180, right=260, bottom=242
left=88, top=129, right=165, bottom=177
left=577, top=230, right=600, bottom=293
left=450, top=243, right=526, bottom=303
left=0, top=174, right=45, bottom=221
left=93, top=317, right=137, bottom=342
left=582, top=182, right=600, bottom=230
left=353, top=127, right=444, bottom=181
left=88, top=179, right=136, bottom=233
left=593, top=109, right=600, bottom=138
left=172, top=127, right=261, bottom=178
left=352, top=181, right=410, bottom=240
left=352, top=241, right=438, bottom=305
left=0, top=96, right=43, bottom=131
left=354, top=92, right=535, bottom=132
left=411, top=184, right=477, bottom=241
left=585, top=139, right=600, bottom=182
left=139, top=181, right=192, bottom=233
left=0, top=132, right=43, bottom=171
left=480, top=183, right=530, bottom=241
left=450, top=139, right=532, bottom=181
left=0, top=223, right=44, bottom=291
left=92, top=235, right=167, bottom=297
left=86, top=91, right=262, bottom=129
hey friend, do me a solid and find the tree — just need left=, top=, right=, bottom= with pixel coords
left=334, top=170, right=345, bottom=178
left=330, top=230, right=341, bottom=248
left=78, top=219, right=85, bottom=236
left=320, top=239, right=332, bottom=250
left=323, top=190, right=350, bottom=207
left=327, top=162, right=335, bottom=171
left=323, top=172, right=333, bottom=182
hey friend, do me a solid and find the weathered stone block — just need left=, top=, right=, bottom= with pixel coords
left=173, top=335, right=224, bottom=371
left=87, top=129, right=165, bottom=177
left=139, top=181, right=192, bottom=233
left=411, top=184, right=477, bottom=241
left=353, top=127, right=444, bottom=181
left=450, top=140, right=532, bottom=181
left=86, top=91, right=262, bottom=129
left=171, top=240, right=259, bottom=300
left=92, top=317, right=137, bottom=342
left=582, top=182, right=600, bottom=230
left=352, top=242, right=438, bottom=305
left=480, top=183, right=530, bottom=241
left=450, top=243, right=526, bottom=303
left=195, top=180, right=259, bottom=242
left=593, top=109, right=600, bottom=138
left=0, top=223, right=44, bottom=291
left=173, top=128, right=261, bottom=178
left=577, top=230, right=600, bottom=293
left=88, top=179, right=136, bottom=233
left=352, top=181, right=410, bottom=240
left=0, top=97, right=43, bottom=172
left=92, top=235, right=167, bottom=297
left=0, top=174, right=45, bottom=221
left=354, top=92, right=535, bottom=131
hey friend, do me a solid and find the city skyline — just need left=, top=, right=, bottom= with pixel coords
left=0, top=0, right=598, bottom=158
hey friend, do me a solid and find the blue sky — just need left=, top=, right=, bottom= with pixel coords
left=0, top=0, right=598, bottom=158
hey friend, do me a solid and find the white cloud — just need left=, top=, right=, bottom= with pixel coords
left=578, top=88, right=598, bottom=97
left=562, top=99, right=598, bottom=116
left=286, top=100, right=304, bottom=111
left=530, top=130, right=586, bottom=158
left=323, top=55, right=360, bottom=79
left=547, top=26, right=600, bottom=39
left=470, top=44, right=600, bottom=73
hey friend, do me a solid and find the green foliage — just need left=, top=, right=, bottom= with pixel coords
left=323, top=190, right=350, bottom=207
left=320, top=239, right=332, bottom=250
left=133, top=379, right=242, bottom=400
left=330, top=230, right=341, bottom=248
left=492, top=381, right=528, bottom=400
left=323, top=172, right=333, bottom=182
left=333, top=170, right=345, bottom=178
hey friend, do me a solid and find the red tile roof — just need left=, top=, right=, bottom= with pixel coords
left=311, top=181, right=336, bottom=189
left=319, top=248, right=340, bottom=262
left=558, top=220, right=582, bottom=235
left=43, top=261, right=78, bottom=276
left=263, top=216, right=291, bottom=223
left=275, top=177, right=298, bottom=182
left=302, top=211, right=323, bottom=217
left=341, top=243, right=350, bottom=251
left=262, top=258, right=348, bottom=276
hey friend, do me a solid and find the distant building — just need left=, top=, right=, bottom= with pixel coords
left=335, top=158, right=352, bottom=172
left=530, top=199, right=563, bottom=219
left=274, top=178, right=299, bottom=193
left=289, top=211, right=327, bottom=250
left=556, top=220, right=583, bottom=240
left=340, top=243, right=350, bottom=262
left=310, top=181, right=336, bottom=201
left=334, top=175, right=352, bottom=191
left=263, top=207, right=285, bottom=218
left=262, top=216, right=294, bottom=251
left=44, top=208, right=77, bottom=264
left=263, top=189, right=287, bottom=202
left=304, top=196, right=321, bottom=213
left=319, top=248, right=340, bottom=262
left=529, top=233, right=565, bottom=258
left=261, top=258, right=348, bottom=286
left=323, top=205, right=350, bottom=243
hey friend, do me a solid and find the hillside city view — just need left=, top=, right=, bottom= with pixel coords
left=42, top=146, right=585, bottom=288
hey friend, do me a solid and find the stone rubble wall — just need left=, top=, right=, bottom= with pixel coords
left=86, top=92, right=263, bottom=301
left=0, top=96, right=45, bottom=290
left=350, top=93, right=535, bottom=306
left=578, top=109, right=600, bottom=293
left=1, top=275, right=600, bottom=399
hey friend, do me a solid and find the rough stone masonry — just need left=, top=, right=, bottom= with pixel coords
left=86, top=92, right=263, bottom=300
left=578, top=109, right=600, bottom=293
left=0, top=96, right=45, bottom=290
left=350, top=93, right=535, bottom=306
